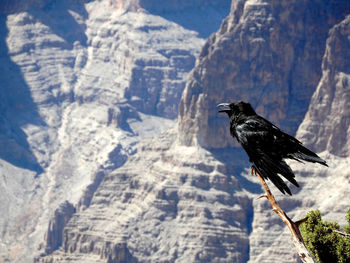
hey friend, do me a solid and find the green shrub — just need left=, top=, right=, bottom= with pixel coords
left=300, top=207, right=350, bottom=263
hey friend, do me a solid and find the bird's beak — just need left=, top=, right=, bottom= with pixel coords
left=217, top=103, right=230, bottom=113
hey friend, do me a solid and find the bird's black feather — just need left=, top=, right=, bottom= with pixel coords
left=218, top=101, right=327, bottom=195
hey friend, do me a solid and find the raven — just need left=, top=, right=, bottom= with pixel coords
left=217, top=101, right=327, bottom=195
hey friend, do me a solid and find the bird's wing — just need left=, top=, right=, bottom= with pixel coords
left=235, top=116, right=299, bottom=194
left=235, top=116, right=280, bottom=157
left=251, top=117, right=327, bottom=165
left=237, top=116, right=327, bottom=165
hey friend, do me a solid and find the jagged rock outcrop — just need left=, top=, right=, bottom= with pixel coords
left=248, top=13, right=350, bottom=263
left=42, top=201, right=76, bottom=255
left=297, top=15, right=350, bottom=157
left=37, top=1, right=350, bottom=262
left=0, top=0, right=229, bottom=262
left=3, top=0, right=350, bottom=262
left=178, top=0, right=350, bottom=148
left=39, top=129, right=254, bottom=262
left=38, top=241, right=137, bottom=263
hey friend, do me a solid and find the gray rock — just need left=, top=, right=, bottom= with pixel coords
left=178, top=0, right=350, bottom=149
left=297, top=15, right=350, bottom=157
left=42, top=201, right=76, bottom=255
left=3, top=0, right=350, bottom=262
left=0, top=0, right=229, bottom=262
left=249, top=13, right=350, bottom=263
left=39, top=129, right=253, bottom=262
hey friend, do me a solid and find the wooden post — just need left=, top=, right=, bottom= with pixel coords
left=254, top=169, right=316, bottom=263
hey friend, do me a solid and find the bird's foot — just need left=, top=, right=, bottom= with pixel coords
left=251, top=165, right=258, bottom=176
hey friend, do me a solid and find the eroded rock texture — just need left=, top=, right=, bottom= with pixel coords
left=43, top=201, right=76, bottom=255
left=2, top=0, right=350, bottom=263
left=178, top=0, right=350, bottom=149
left=38, top=130, right=253, bottom=262
left=297, top=15, right=350, bottom=157
left=0, top=0, right=229, bottom=262
left=38, top=10, right=350, bottom=262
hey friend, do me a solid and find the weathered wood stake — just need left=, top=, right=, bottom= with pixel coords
left=254, top=169, right=316, bottom=263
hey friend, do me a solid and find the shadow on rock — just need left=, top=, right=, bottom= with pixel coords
left=0, top=14, right=44, bottom=173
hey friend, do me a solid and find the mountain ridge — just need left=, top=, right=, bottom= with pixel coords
left=0, top=1, right=230, bottom=261
left=1, top=0, right=350, bottom=262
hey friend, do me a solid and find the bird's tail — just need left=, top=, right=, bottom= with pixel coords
left=288, top=145, right=328, bottom=167
left=254, top=156, right=299, bottom=195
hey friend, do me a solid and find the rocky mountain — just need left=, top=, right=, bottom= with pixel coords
left=0, top=0, right=229, bottom=262
left=178, top=0, right=350, bottom=149
left=297, top=14, right=350, bottom=158
left=37, top=0, right=350, bottom=263
left=38, top=129, right=253, bottom=262
left=1, top=0, right=350, bottom=262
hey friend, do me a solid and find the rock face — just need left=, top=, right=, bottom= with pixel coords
left=3, top=0, right=350, bottom=263
left=37, top=1, right=350, bottom=262
left=178, top=0, right=350, bottom=149
left=0, top=0, right=229, bottom=262
left=42, top=201, right=76, bottom=255
left=297, top=15, right=350, bottom=157
left=39, top=129, right=254, bottom=263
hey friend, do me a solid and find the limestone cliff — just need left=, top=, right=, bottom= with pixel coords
left=38, top=129, right=254, bottom=263
left=297, top=15, right=350, bottom=157
left=39, top=2, right=350, bottom=262
left=178, top=0, right=350, bottom=149
left=0, top=0, right=229, bottom=262
left=42, top=201, right=76, bottom=255
left=3, top=0, right=350, bottom=262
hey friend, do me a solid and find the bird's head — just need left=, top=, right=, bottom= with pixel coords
left=217, top=101, right=256, bottom=117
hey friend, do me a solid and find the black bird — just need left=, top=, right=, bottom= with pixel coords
left=217, top=101, right=327, bottom=195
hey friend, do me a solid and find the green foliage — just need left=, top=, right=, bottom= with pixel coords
left=338, top=236, right=350, bottom=263
left=345, top=209, right=350, bottom=234
left=339, top=209, right=350, bottom=263
left=300, top=207, right=350, bottom=263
